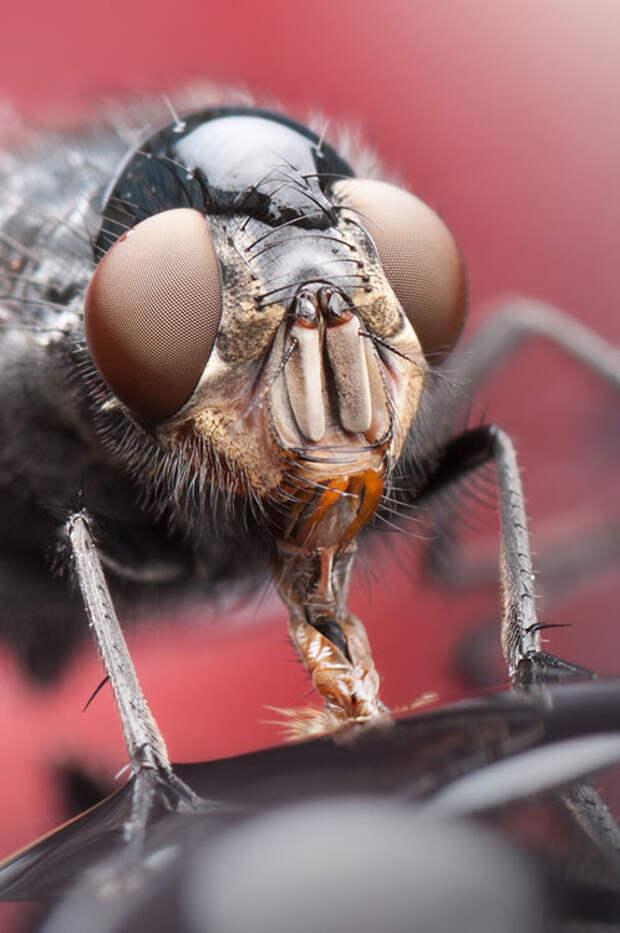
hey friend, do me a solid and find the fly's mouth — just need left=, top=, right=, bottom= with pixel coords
left=262, top=286, right=390, bottom=548
left=275, top=464, right=386, bottom=552
left=262, top=283, right=425, bottom=552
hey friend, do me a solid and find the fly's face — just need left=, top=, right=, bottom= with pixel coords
left=84, top=108, right=467, bottom=732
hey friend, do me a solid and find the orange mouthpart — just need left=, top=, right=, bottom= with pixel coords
left=280, top=466, right=385, bottom=552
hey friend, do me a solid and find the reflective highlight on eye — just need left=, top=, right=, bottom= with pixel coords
left=85, top=208, right=222, bottom=420
left=333, top=178, right=467, bottom=363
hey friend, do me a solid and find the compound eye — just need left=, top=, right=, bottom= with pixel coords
left=333, top=178, right=467, bottom=363
left=85, top=208, right=222, bottom=421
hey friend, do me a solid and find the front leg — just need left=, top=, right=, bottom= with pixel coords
left=427, top=303, right=620, bottom=592
left=415, top=425, right=591, bottom=685
left=66, top=511, right=204, bottom=845
left=416, top=427, right=620, bottom=863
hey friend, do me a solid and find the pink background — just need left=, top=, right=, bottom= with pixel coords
left=0, top=1, right=618, bottom=921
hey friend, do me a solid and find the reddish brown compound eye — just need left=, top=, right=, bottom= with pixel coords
left=85, top=208, right=222, bottom=420
left=333, top=178, right=467, bottom=363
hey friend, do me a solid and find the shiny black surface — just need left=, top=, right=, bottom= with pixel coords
left=3, top=680, right=620, bottom=930
left=97, top=107, right=355, bottom=257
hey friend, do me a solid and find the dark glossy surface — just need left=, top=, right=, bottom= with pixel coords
left=97, top=107, right=354, bottom=257
left=2, top=681, right=620, bottom=933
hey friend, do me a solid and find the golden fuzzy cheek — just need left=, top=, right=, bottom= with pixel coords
left=190, top=408, right=285, bottom=497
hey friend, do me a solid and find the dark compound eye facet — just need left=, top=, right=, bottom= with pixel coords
left=85, top=208, right=222, bottom=421
left=333, top=178, right=467, bottom=363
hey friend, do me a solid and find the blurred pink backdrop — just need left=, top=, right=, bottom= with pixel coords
left=0, top=2, right=618, bottom=917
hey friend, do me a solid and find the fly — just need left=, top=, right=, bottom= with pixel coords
left=1, top=94, right=619, bottom=837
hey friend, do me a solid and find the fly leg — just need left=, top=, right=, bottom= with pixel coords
left=447, top=519, right=620, bottom=690
left=427, top=300, right=620, bottom=589
left=447, top=298, right=620, bottom=391
left=415, top=425, right=592, bottom=684
left=66, top=510, right=204, bottom=845
left=424, top=303, right=620, bottom=681
left=417, top=414, right=620, bottom=868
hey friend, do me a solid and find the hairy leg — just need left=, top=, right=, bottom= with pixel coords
left=66, top=511, right=204, bottom=845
